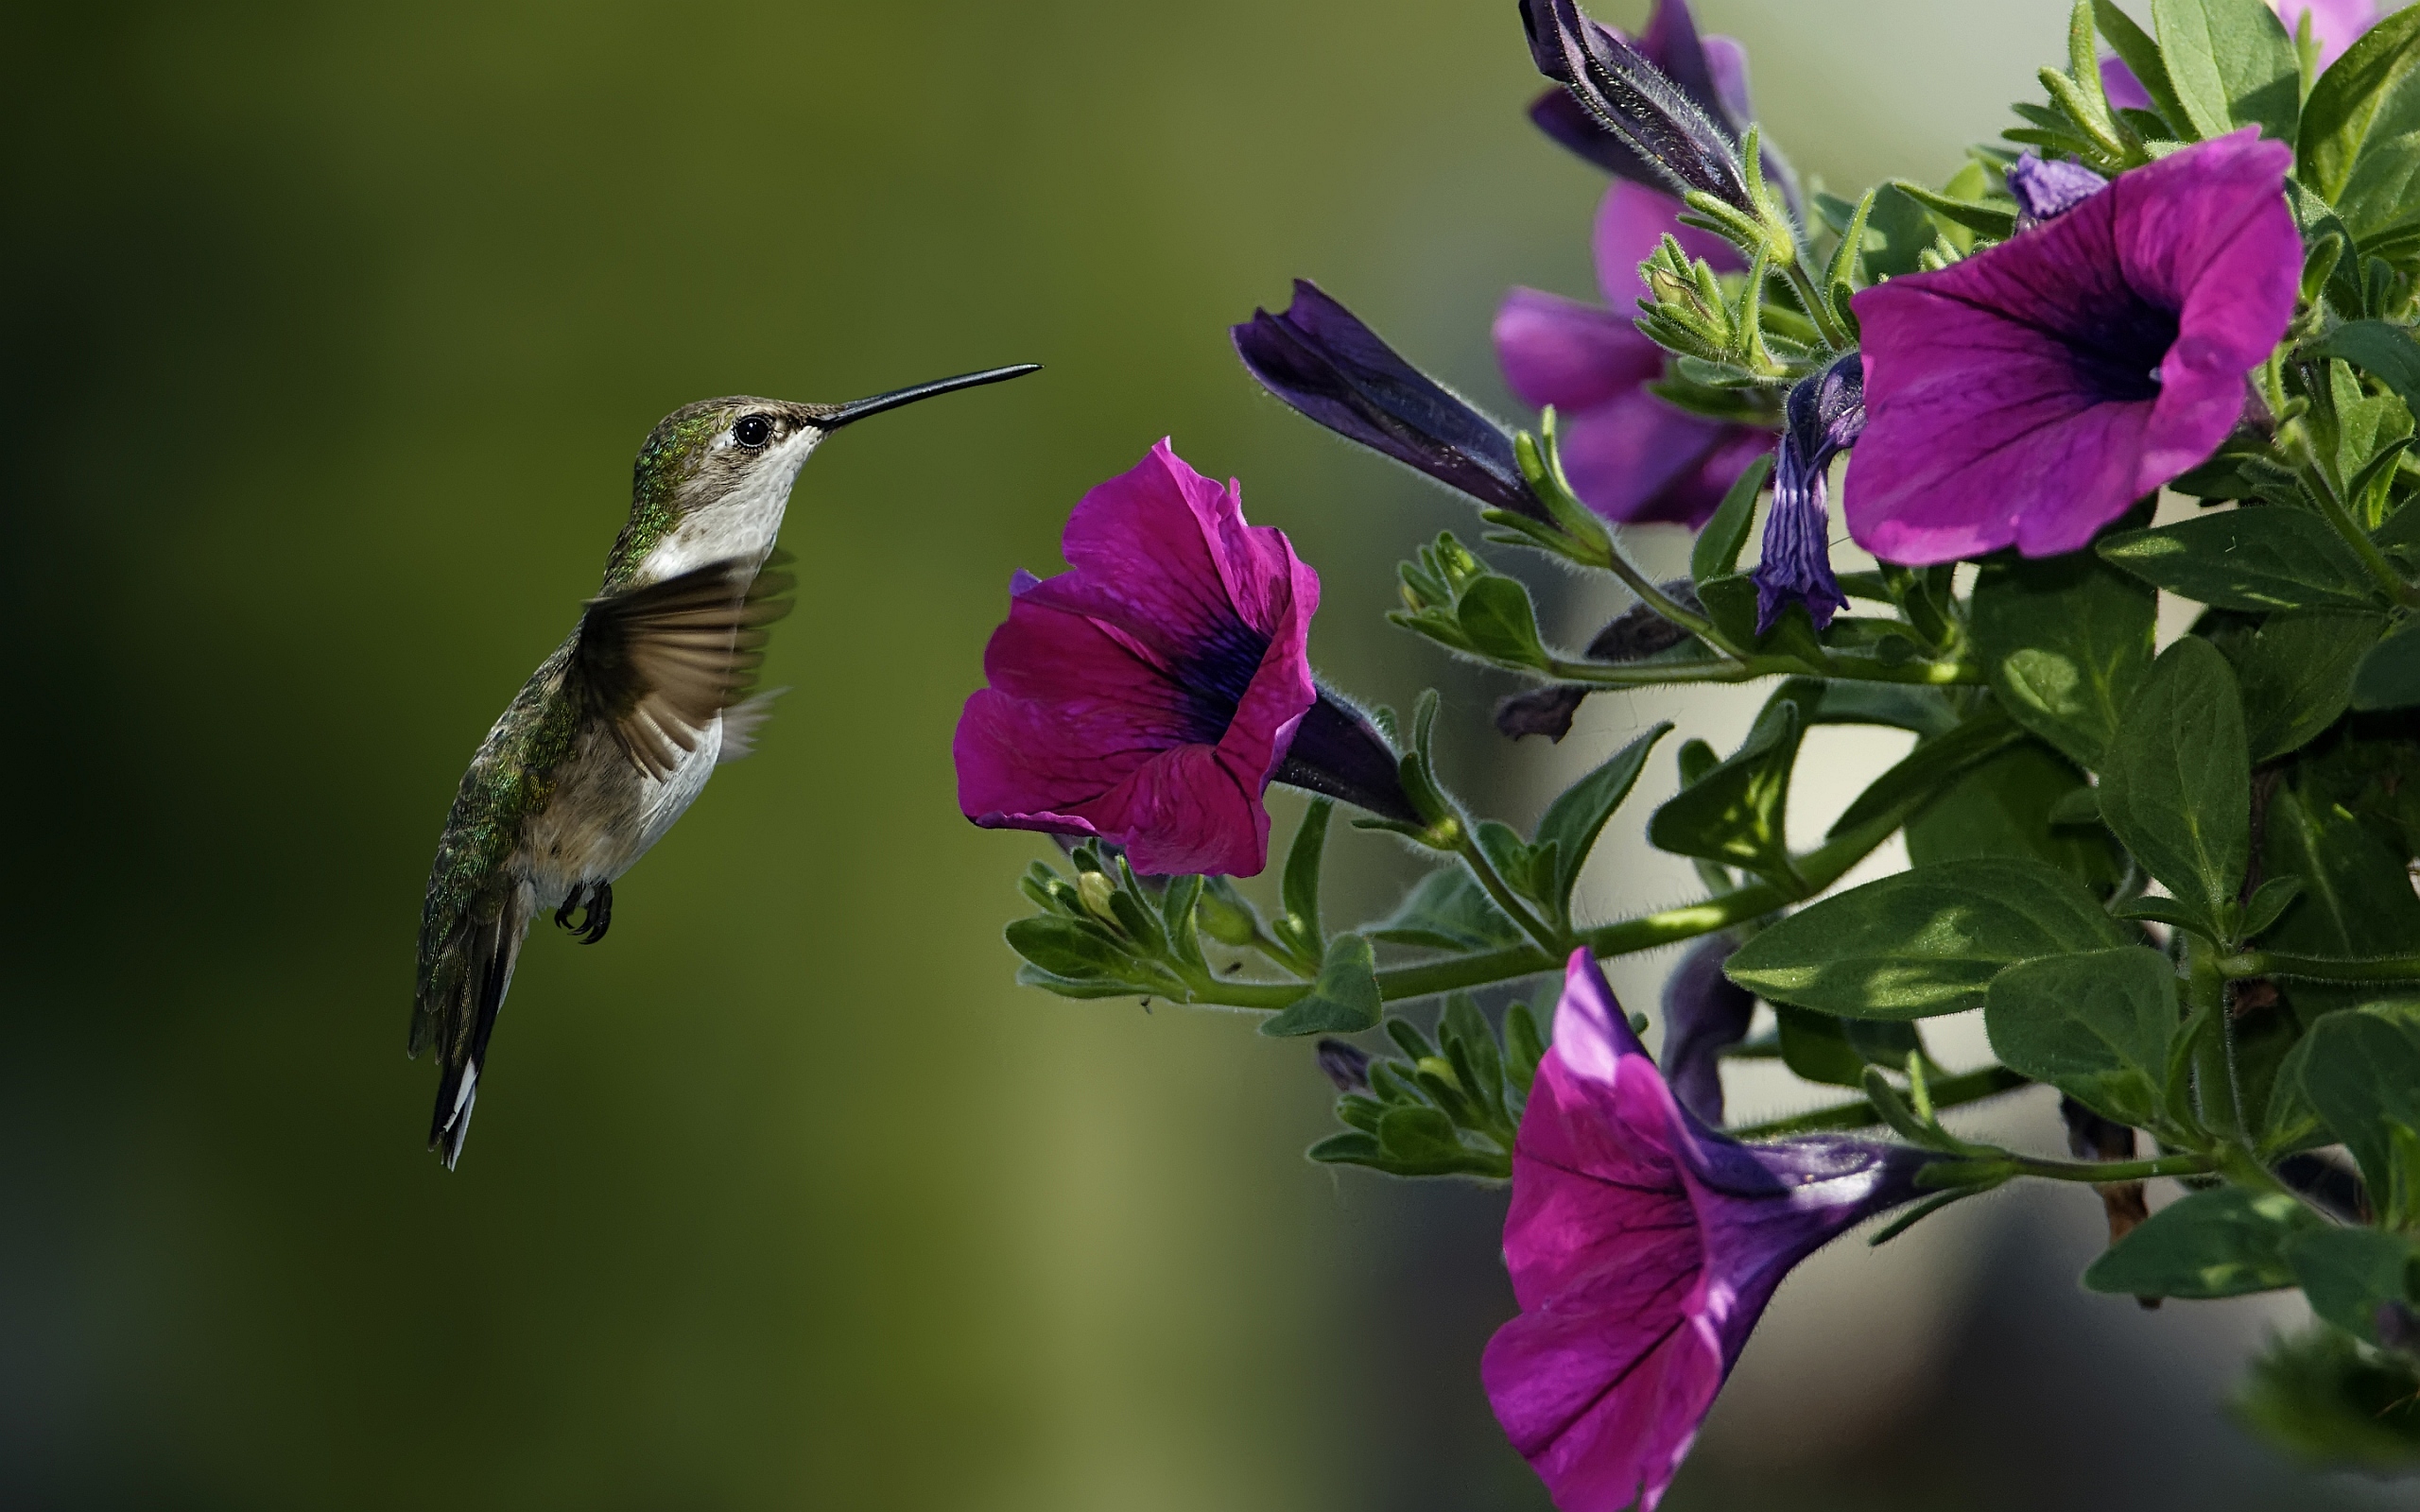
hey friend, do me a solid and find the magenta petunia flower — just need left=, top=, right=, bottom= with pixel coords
left=1495, top=181, right=1772, bottom=526
left=2102, top=0, right=2377, bottom=110
left=1843, top=129, right=2299, bottom=565
left=954, top=440, right=1319, bottom=878
left=1483, top=951, right=1928, bottom=1511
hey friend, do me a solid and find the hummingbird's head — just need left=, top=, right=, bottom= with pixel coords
left=608, top=364, right=1039, bottom=587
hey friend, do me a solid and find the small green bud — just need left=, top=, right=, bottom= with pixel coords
left=1075, top=870, right=1120, bottom=927
left=1195, top=877, right=1260, bottom=947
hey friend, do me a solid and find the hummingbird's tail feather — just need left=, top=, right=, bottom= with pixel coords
left=426, top=896, right=531, bottom=1170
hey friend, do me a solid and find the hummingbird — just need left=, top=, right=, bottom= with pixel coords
left=412, top=363, right=1039, bottom=1167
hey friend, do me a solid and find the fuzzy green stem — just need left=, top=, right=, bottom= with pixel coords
left=1781, top=260, right=1852, bottom=354
left=1449, top=825, right=1570, bottom=960
left=2219, top=950, right=2420, bottom=983
left=1184, top=803, right=1910, bottom=1013
left=2007, top=1151, right=2215, bottom=1184
left=1728, top=1066, right=2031, bottom=1140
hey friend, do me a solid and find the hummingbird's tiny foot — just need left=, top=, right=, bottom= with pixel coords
left=578, top=881, right=613, bottom=945
left=554, top=886, right=587, bottom=936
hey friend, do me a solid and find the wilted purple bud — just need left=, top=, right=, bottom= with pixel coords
left=1660, top=934, right=1754, bottom=1125
left=1275, top=688, right=1421, bottom=825
left=1495, top=685, right=1592, bottom=744
left=2007, top=152, right=2107, bottom=232
left=1233, top=280, right=1544, bottom=521
left=1527, top=0, right=1797, bottom=214
left=1751, top=353, right=1863, bottom=635
left=1519, top=0, right=1757, bottom=216
left=1317, top=1038, right=1374, bottom=1093
left=1586, top=582, right=1703, bottom=661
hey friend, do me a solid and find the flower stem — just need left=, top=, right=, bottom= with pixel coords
left=2219, top=949, right=2420, bottom=982
left=1541, top=651, right=1983, bottom=689
left=1781, top=260, right=1852, bottom=355
left=1449, top=825, right=1570, bottom=960
left=1728, top=1066, right=2031, bottom=1139
left=2006, top=1151, right=2215, bottom=1184
left=2309, top=473, right=2418, bottom=606
left=1185, top=800, right=1911, bottom=1013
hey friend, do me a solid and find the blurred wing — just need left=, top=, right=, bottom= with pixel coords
left=573, top=554, right=796, bottom=779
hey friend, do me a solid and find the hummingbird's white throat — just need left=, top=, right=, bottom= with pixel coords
left=640, top=423, right=825, bottom=584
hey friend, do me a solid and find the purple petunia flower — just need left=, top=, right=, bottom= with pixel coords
left=1751, top=353, right=1864, bottom=633
left=1844, top=129, right=2300, bottom=564
left=2102, top=0, right=2378, bottom=110
left=1495, top=182, right=1772, bottom=526
left=954, top=440, right=1320, bottom=878
left=1483, top=951, right=1930, bottom=1512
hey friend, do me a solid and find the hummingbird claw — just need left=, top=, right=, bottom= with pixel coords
left=578, top=881, right=612, bottom=945
left=552, top=881, right=614, bottom=944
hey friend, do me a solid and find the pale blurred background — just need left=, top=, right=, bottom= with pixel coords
left=5, top=1, right=2414, bottom=1507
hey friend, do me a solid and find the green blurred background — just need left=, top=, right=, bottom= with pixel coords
left=7, top=2, right=2413, bottom=1508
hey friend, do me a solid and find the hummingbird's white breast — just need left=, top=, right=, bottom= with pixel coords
left=637, top=425, right=826, bottom=585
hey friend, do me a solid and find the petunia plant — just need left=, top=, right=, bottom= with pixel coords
left=959, top=0, right=2420, bottom=1501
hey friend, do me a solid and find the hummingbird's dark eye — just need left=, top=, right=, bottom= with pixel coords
left=734, top=415, right=773, bottom=449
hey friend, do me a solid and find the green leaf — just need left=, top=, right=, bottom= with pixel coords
left=1725, top=857, right=2132, bottom=1020
left=2352, top=619, right=2420, bottom=711
left=1456, top=575, right=1551, bottom=667
left=1827, top=703, right=2026, bottom=837
left=2203, top=608, right=2388, bottom=760
left=1810, top=682, right=1960, bottom=736
left=1370, top=867, right=1528, bottom=953
left=1691, top=455, right=1771, bottom=585
left=1004, top=916, right=1144, bottom=982
left=1973, top=548, right=2157, bottom=768
left=1647, top=680, right=1819, bottom=884
left=1886, top=178, right=2017, bottom=239
left=2290, top=1228, right=2418, bottom=1342
left=2259, top=785, right=2420, bottom=1018
left=1984, top=947, right=2175, bottom=1127
left=2237, top=1326, right=2420, bottom=1470
left=2240, top=874, right=2307, bottom=938
left=1260, top=933, right=1383, bottom=1038
left=1858, top=182, right=1939, bottom=281
left=1695, top=573, right=1762, bottom=648
left=2257, top=1022, right=2327, bottom=1153
left=2151, top=0, right=2300, bottom=142
left=1774, top=1005, right=1923, bottom=1089
left=2296, top=1001, right=2420, bottom=1222
left=2298, top=5, right=2420, bottom=220
left=2097, top=636, right=2250, bottom=936
left=1532, top=722, right=1672, bottom=917
left=1440, top=993, right=1510, bottom=1130
left=2316, top=319, right=2420, bottom=411
left=2083, top=1185, right=2324, bottom=1298
left=2096, top=0, right=2195, bottom=136
left=1906, top=738, right=2125, bottom=889
left=2098, top=508, right=2383, bottom=611
left=1274, top=799, right=1332, bottom=961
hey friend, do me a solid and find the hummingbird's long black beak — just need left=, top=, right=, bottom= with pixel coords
left=814, top=363, right=1042, bottom=429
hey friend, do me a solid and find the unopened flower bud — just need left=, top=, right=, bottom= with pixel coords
left=1075, top=870, right=1120, bottom=926
left=1317, top=1038, right=1373, bottom=1093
